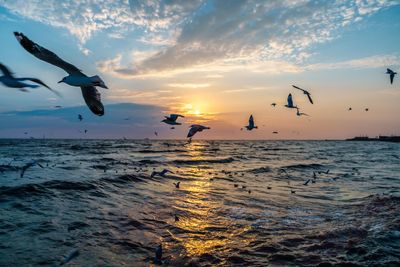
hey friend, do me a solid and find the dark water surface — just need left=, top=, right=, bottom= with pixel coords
left=0, top=139, right=399, bottom=266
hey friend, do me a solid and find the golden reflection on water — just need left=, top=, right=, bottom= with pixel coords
left=171, top=141, right=256, bottom=257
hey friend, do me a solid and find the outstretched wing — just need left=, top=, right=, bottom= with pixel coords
left=306, top=93, right=313, bottom=104
left=390, top=73, right=394, bottom=84
left=292, top=85, right=304, bottom=92
left=0, top=63, right=14, bottom=77
left=249, top=115, right=254, bottom=128
left=14, top=32, right=83, bottom=75
left=287, top=94, right=293, bottom=107
left=18, top=77, right=62, bottom=97
left=81, top=86, right=104, bottom=116
left=387, top=68, right=393, bottom=74
left=187, top=126, right=198, bottom=138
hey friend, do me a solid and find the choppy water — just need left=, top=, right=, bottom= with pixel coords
left=0, top=139, right=399, bottom=267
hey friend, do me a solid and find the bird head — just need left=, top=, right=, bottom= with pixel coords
left=58, top=77, right=66, bottom=84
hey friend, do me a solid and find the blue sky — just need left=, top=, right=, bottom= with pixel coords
left=0, top=0, right=399, bottom=139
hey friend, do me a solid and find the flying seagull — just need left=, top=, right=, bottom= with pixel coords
left=292, top=85, right=313, bottom=104
left=296, top=108, right=309, bottom=117
left=365, top=108, right=369, bottom=112
left=0, top=63, right=59, bottom=96
left=348, top=107, right=352, bottom=111
left=187, top=124, right=210, bottom=139
left=271, top=103, right=276, bottom=107
left=20, top=160, right=44, bottom=178
left=78, top=114, right=83, bottom=121
left=284, top=93, right=297, bottom=109
left=173, top=181, right=180, bottom=188
left=245, top=115, right=258, bottom=130
left=161, top=114, right=185, bottom=125
left=14, top=32, right=107, bottom=116
left=386, top=68, right=397, bottom=84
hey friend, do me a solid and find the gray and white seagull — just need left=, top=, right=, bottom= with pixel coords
left=292, top=85, right=313, bottom=104
left=14, top=32, right=108, bottom=116
left=245, top=115, right=258, bottom=130
left=284, top=93, right=297, bottom=109
left=0, top=63, right=60, bottom=96
left=161, top=114, right=185, bottom=125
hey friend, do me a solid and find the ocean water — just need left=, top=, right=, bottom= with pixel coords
left=0, top=139, right=399, bottom=267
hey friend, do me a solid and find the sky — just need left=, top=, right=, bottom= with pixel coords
left=0, top=0, right=399, bottom=140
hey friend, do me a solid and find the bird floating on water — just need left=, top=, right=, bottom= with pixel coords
left=292, top=85, right=313, bottom=104
left=173, top=182, right=180, bottom=188
left=245, top=115, right=258, bottom=130
left=386, top=68, right=397, bottom=84
left=78, top=114, right=83, bottom=121
left=161, top=114, right=184, bottom=125
left=0, top=63, right=59, bottom=96
left=14, top=32, right=107, bottom=116
left=151, top=169, right=173, bottom=178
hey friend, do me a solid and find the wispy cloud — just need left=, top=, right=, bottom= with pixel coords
left=168, top=83, right=210, bottom=89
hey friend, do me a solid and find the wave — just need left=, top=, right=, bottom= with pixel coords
left=247, top=166, right=272, bottom=174
left=282, top=163, right=324, bottom=170
left=171, top=157, right=235, bottom=165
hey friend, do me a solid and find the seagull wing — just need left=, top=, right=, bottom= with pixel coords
left=390, top=73, right=394, bottom=84
left=14, top=32, right=83, bottom=75
left=187, top=126, right=199, bottom=138
left=287, top=94, right=293, bottom=107
left=81, top=86, right=104, bottom=116
left=292, top=85, right=305, bottom=92
left=249, top=115, right=254, bottom=128
left=17, top=77, right=62, bottom=97
left=0, top=63, right=14, bottom=77
left=387, top=68, right=393, bottom=74
left=169, top=114, right=178, bottom=121
left=306, top=93, right=313, bottom=104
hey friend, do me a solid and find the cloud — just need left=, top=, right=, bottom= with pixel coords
left=305, top=54, right=400, bottom=70
left=99, top=0, right=394, bottom=77
left=168, top=83, right=210, bottom=89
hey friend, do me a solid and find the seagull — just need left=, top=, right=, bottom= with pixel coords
left=173, top=181, right=180, bottom=188
left=348, top=107, right=352, bottom=111
left=272, top=131, right=278, bottom=134
left=14, top=32, right=107, bottom=116
left=78, top=114, right=83, bottom=121
left=284, top=93, right=297, bottom=109
left=245, top=115, right=258, bottom=130
left=151, top=169, right=173, bottom=178
left=296, top=108, right=309, bottom=117
left=174, top=215, right=180, bottom=222
left=154, top=131, right=158, bottom=136
left=292, top=85, right=313, bottom=104
left=303, top=179, right=311, bottom=186
left=386, top=68, right=397, bottom=84
left=365, top=108, right=369, bottom=112
left=271, top=103, right=277, bottom=107
left=187, top=124, right=210, bottom=138
left=54, top=105, right=62, bottom=108
left=0, top=63, right=59, bottom=95
left=161, top=114, right=184, bottom=125
left=20, top=160, right=44, bottom=178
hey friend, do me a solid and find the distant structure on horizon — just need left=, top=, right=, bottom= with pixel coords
left=346, top=135, right=400, bottom=143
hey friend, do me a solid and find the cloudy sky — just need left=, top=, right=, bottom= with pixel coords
left=0, top=0, right=399, bottom=139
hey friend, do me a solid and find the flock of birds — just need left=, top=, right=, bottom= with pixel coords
left=0, top=32, right=398, bottom=141
left=0, top=31, right=398, bottom=265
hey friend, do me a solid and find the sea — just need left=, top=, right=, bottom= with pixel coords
left=0, top=139, right=399, bottom=266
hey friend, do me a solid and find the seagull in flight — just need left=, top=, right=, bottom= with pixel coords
left=20, top=160, right=44, bottom=178
left=14, top=32, right=107, bottom=116
left=292, top=85, right=313, bottom=104
left=296, top=108, right=309, bottom=117
left=78, top=114, right=83, bottom=121
left=245, top=115, right=258, bottom=130
left=365, top=108, right=369, bottom=112
left=386, top=68, right=397, bottom=84
left=187, top=124, right=210, bottom=139
left=161, top=114, right=185, bottom=125
left=0, top=63, right=59, bottom=96
left=284, top=93, right=297, bottom=109
left=173, top=181, right=180, bottom=188
left=271, top=103, right=276, bottom=107
left=348, top=107, right=352, bottom=111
